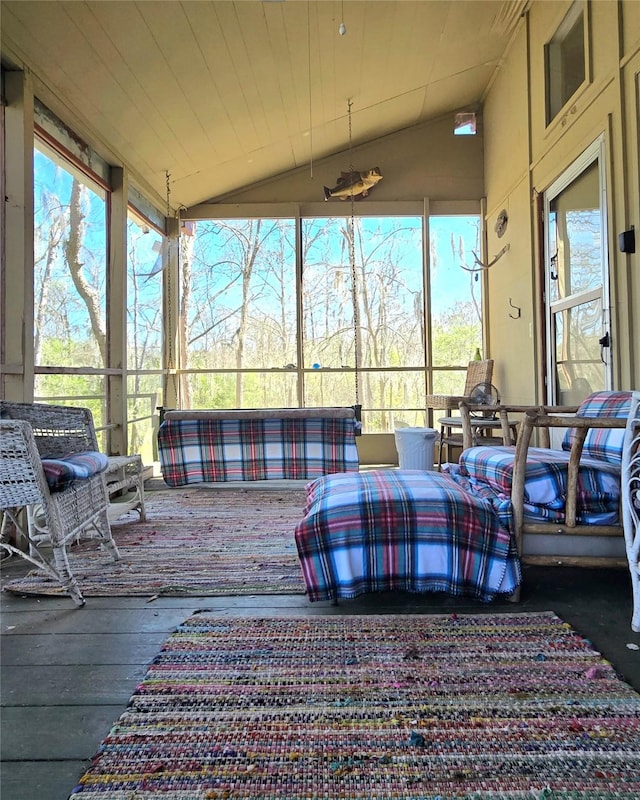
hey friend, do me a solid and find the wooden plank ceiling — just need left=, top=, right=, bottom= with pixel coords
left=1, top=0, right=527, bottom=209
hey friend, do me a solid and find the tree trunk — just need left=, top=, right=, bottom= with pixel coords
left=65, top=179, right=107, bottom=365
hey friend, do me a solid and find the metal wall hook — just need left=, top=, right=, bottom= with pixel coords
left=508, top=298, right=521, bottom=319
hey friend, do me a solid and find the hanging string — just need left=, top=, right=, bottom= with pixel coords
left=307, top=1, right=313, bottom=178
left=164, top=170, right=178, bottom=404
left=347, top=99, right=360, bottom=405
left=165, top=170, right=173, bottom=372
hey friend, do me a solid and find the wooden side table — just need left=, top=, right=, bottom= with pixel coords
left=104, top=454, right=146, bottom=522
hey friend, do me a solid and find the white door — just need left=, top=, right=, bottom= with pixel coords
left=544, top=136, right=612, bottom=405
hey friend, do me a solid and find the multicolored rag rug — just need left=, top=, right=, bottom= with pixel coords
left=3, top=488, right=307, bottom=598
left=69, top=612, right=639, bottom=799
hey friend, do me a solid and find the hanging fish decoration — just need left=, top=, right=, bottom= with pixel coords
left=323, top=167, right=383, bottom=201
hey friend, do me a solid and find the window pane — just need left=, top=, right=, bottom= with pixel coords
left=127, top=374, right=163, bottom=461
left=184, top=219, right=297, bottom=406
left=429, top=216, right=483, bottom=367
left=431, top=369, right=468, bottom=397
left=549, top=161, right=601, bottom=303
left=34, top=141, right=107, bottom=369
left=553, top=297, right=604, bottom=405
left=546, top=5, right=585, bottom=123
left=303, top=370, right=360, bottom=409
left=185, top=371, right=299, bottom=410
left=34, top=375, right=107, bottom=448
left=302, top=217, right=424, bottom=370
left=127, top=212, right=163, bottom=371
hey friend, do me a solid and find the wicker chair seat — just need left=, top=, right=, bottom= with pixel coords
left=0, top=403, right=120, bottom=606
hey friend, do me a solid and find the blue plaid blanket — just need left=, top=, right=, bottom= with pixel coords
left=158, top=416, right=359, bottom=485
left=449, top=445, right=622, bottom=528
left=449, top=390, right=631, bottom=529
left=294, top=469, right=520, bottom=602
left=562, top=390, right=631, bottom=464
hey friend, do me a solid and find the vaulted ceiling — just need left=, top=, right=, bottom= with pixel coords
left=2, top=0, right=527, bottom=209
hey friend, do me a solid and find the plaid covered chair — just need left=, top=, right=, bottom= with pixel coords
left=0, top=402, right=120, bottom=606
left=452, top=391, right=632, bottom=584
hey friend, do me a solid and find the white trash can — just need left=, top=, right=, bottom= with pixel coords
left=394, top=427, right=438, bottom=471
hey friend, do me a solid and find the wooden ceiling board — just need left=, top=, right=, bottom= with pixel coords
left=92, top=4, right=205, bottom=146
left=134, top=4, right=225, bottom=154
left=206, top=2, right=277, bottom=153
left=422, top=63, right=499, bottom=120
left=1, top=0, right=525, bottom=207
left=74, top=1, right=198, bottom=179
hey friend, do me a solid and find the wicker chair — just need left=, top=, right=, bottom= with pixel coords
left=622, top=391, right=640, bottom=631
left=426, top=359, right=494, bottom=425
left=0, top=402, right=120, bottom=606
left=426, top=359, right=494, bottom=465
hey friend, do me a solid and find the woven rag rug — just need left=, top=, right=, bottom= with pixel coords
left=70, top=612, right=639, bottom=799
left=3, top=488, right=307, bottom=598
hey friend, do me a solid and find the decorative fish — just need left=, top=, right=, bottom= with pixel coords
left=323, top=167, right=383, bottom=201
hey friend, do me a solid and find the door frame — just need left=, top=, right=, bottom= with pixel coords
left=542, top=134, right=612, bottom=404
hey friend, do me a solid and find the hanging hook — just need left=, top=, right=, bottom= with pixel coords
left=508, top=298, right=521, bottom=319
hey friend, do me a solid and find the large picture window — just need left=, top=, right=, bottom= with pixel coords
left=180, top=218, right=297, bottom=409
left=181, top=212, right=482, bottom=433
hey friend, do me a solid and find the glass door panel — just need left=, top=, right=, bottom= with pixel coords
left=544, top=137, right=611, bottom=403
left=552, top=296, right=604, bottom=405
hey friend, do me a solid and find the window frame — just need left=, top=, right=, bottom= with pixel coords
left=544, top=1, right=590, bottom=127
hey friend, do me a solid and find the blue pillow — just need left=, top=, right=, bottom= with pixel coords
left=41, top=451, right=109, bottom=492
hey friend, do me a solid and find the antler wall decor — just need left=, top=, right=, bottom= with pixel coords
left=460, top=243, right=510, bottom=274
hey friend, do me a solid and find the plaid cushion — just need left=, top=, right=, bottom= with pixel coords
left=562, top=391, right=631, bottom=465
left=158, top=416, right=359, bottom=485
left=295, top=469, right=520, bottom=602
left=41, top=451, right=109, bottom=492
left=454, top=445, right=621, bottom=526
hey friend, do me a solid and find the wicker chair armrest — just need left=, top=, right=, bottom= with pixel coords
left=0, top=420, right=52, bottom=509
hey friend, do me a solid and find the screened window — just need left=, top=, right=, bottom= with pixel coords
left=182, top=218, right=297, bottom=408
left=33, top=137, right=108, bottom=428
left=302, top=216, right=424, bottom=429
left=126, top=209, right=165, bottom=459
left=429, top=215, right=483, bottom=395
left=181, top=212, right=482, bottom=433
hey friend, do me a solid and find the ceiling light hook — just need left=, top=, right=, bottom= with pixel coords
left=339, top=0, right=347, bottom=35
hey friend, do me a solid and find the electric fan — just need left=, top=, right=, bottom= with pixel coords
left=468, top=382, right=501, bottom=417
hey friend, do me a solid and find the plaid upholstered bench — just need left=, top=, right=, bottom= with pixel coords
left=294, top=468, right=521, bottom=602
left=158, top=407, right=361, bottom=486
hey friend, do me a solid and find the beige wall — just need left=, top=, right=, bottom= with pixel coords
left=201, top=113, right=485, bottom=206
left=483, top=0, right=640, bottom=400
left=483, top=18, right=538, bottom=404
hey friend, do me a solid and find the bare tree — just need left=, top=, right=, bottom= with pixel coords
left=64, top=178, right=107, bottom=365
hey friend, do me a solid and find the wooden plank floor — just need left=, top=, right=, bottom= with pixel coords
left=2, top=543, right=639, bottom=800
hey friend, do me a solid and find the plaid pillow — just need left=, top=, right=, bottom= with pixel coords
left=41, top=451, right=109, bottom=492
left=561, top=391, right=632, bottom=465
